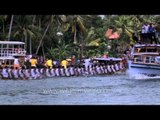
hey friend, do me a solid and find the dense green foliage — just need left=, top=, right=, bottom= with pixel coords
left=0, top=15, right=160, bottom=60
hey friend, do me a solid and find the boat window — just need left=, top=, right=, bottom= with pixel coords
left=146, top=48, right=157, bottom=52
left=134, top=56, right=143, bottom=62
left=135, top=47, right=146, bottom=52
left=146, top=57, right=150, bottom=63
left=14, top=45, right=18, bottom=49
left=135, top=48, right=142, bottom=53
left=151, top=57, right=155, bottom=63
left=155, top=56, right=160, bottom=64
left=156, top=57, right=160, bottom=61
left=157, top=48, right=160, bottom=53
left=6, top=60, right=9, bottom=65
left=139, top=48, right=146, bottom=52
left=3, top=44, right=7, bottom=49
left=9, top=44, right=13, bottom=49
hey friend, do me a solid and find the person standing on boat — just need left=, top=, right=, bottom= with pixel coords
left=83, top=57, right=91, bottom=71
left=71, top=55, right=76, bottom=66
left=13, top=58, right=20, bottom=69
left=141, top=23, right=150, bottom=44
left=148, top=23, right=157, bottom=44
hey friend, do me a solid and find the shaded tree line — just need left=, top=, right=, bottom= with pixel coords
left=0, top=15, right=159, bottom=60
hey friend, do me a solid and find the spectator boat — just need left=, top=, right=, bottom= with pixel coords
left=128, top=44, right=160, bottom=76
left=0, top=41, right=26, bottom=67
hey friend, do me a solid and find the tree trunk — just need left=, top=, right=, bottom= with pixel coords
left=29, top=35, right=32, bottom=54
left=74, top=25, right=77, bottom=44
left=42, top=42, right=45, bottom=60
left=30, top=15, right=36, bottom=54
left=25, top=33, right=27, bottom=52
left=36, top=22, right=50, bottom=55
left=8, top=15, right=14, bottom=41
left=3, top=20, right=5, bottom=34
left=79, top=34, right=84, bottom=63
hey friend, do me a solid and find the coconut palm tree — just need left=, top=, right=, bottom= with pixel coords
left=12, top=15, right=37, bottom=52
left=8, top=15, right=14, bottom=41
left=65, top=15, right=86, bottom=44
left=0, top=15, right=8, bottom=38
left=35, top=15, right=67, bottom=55
left=29, top=15, right=36, bottom=54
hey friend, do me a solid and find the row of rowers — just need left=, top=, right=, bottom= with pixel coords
left=13, top=56, right=125, bottom=70
left=0, top=61, right=126, bottom=80
left=13, top=57, right=75, bottom=69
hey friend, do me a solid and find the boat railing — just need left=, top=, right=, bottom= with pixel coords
left=133, top=52, right=159, bottom=55
left=0, top=48, right=26, bottom=57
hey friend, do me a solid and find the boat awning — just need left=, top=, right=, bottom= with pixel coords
left=134, top=44, right=160, bottom=47
left=133, top=53, right=159, bottom=55
left=0, top=41, right=25, bottom=45
left=12, top=54, right=26, bottom=57
left=93, top=57, right=122, bottom=61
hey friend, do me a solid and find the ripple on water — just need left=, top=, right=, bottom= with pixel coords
left=0, top=73, right=160, bottom=104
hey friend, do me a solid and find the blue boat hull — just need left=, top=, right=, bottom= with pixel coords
left=127, top=61, right=160, bottom=76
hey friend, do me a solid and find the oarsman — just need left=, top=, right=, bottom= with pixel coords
left=50, top=67, right=56, bottom=77
left=55, top=66, right=60, bottom=77
left=78, top=66, right=82, bottom=76
left=111, top=63, right=116, bottom=73
left=60, top=66, right=65, bottom=77
left=104, top=65, right=108, bottom=74
left=69, top=65, right=75, bottom=76
left=18, top=68, right=25, bottom=80
left=96, top=64, right=102, bottom=75
left=1, top=66, right=9, bottom=80
left=13, top=67, right=19, bottom=80
left=24, top=68, right=30, bottom=80
left=46, top=68, right=51, bottom=77
left=65, top=66, right=70, bottom=77
left=30, top=56, right=38, bottom=68
left=8, top=66, right=13, bottom=79
left=100, top=64, right=105, bottom=74
left=115, top=62, right=120, bottom=71
left=46, top=58, right=53, bottom=69
left=30, top=67, right=37, bottom=79
left=61, top=58, right=68, bottom=69
left=107, top=64, right=112, bottom=74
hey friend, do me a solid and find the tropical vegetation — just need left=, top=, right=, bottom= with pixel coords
left=0, top=15, right=160, bottom=61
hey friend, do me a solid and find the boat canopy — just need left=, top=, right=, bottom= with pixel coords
left=93, top=57, right=122, bottom=61
left=0, top=41, right=25, bottom=45
left=134, top=44, right=160, bottom=47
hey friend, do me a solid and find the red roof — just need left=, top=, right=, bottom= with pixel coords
left=105, top=29, right=120, bottom=40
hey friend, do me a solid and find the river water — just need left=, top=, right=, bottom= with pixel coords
left=0, top=69, right=160, bottom=105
